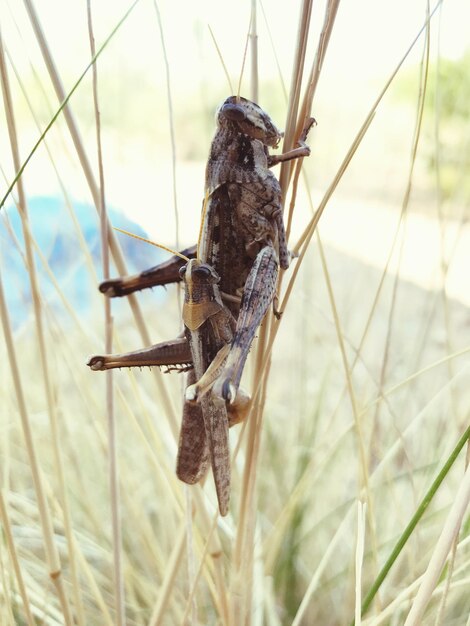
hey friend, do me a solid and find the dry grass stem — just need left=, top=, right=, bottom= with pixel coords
left=230, top=3, right=341, bottom=621
left=2, top=0, right=467, bottom=623
left=355, top=502, right=367, bottom=626
left=286, top=0, right=341, bottom=237
left=316, top=231, right=379, bottom=574
left=404, top=462, right=470, bottom=625
left=249, top=0, right=259, bottom=103
left=361, top=349, right=470, bottom=418
left=0, top=19, right=77, bottom=625
left=0, top=265, right=72, bottom=623
left=247, top=111, right=374, bottom=425
left=0, top=490, right=36, bottom=626
left=87, top=2, right=124, bottom=624
left=371, top=8, right=431, bottom=451
left=180, top=510, right=220, bottom=625
left=291, top=507, right=353, bottom=626
left=6, top=54, right=98, bottom=284
left=433, top=532, right=459, bottom=626
left=22, top=0, right=178, bottom=434
left=148, top=521, right=187, bottom=626
left=278, top=0, right=313, bottom=198
left=153, top=0, right=180, bottom=251
left=297, top=0, right=340, bottom=135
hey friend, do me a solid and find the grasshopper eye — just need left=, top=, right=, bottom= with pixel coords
left=178, top=264, right=187, bottom=278
left=193, top=265, right=212, bottom=278
left=221, top=103, right=246, bottom=122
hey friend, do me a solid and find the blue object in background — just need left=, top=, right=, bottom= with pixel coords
left=0, top=196, right=165, bottom=327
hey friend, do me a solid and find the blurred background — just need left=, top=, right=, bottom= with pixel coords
left=1, top=1, right=469, bottom=624
left=2, top=0, right=470, bottom=306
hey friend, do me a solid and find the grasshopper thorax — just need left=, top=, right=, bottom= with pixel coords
left=181, top=260, right=224, bottom=330
left=217, top=96, right=282, bottom=148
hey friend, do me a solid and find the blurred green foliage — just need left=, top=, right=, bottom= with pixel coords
left=398, top=51, right=470, bottom=206
left=427, top=52, right=470, bottom=205
left=426, top=51, right=470, bottom=121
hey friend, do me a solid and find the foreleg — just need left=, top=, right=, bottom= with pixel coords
left=268, top=117, right=316, bottom=167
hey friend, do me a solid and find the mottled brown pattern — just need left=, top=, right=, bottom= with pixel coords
left=176, top=369, right=210, bottom=484
left=200, top=394, right=230, bottom=516
left=182, top=260, right=236, bottom=515
left=204, top=96, right=288, bottom=284
left=212, top=245, right=278, bottom=401
left=87, top=96, right=314, bottom=515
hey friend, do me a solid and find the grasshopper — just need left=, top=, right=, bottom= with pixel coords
left=88, top=96, right=314, bottom=514
left=89, top=255, right=248, bottom=515
left=178, top=258, right=248, bottom=514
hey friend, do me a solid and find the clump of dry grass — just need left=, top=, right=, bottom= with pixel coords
left=1, top=1, right=469, bottom=625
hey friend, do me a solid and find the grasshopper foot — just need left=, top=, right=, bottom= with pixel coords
left=87, top=356, right=106, bottom=370
left=301, top=116, right=317, bottom=143
left=272, top=294, right=282, bottom=319
left=99, top=279, right=121, bottom=297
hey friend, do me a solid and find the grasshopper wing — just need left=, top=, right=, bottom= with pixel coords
left=201, top=394, right=231, bottom=516
left=176, top=371, right=210, bottom=484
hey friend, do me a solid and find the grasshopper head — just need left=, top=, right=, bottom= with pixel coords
left=180, top=260, right=223, bottom=330
left=217, top=96, right=282, bottom=148
left=179, top=260, right=220, bottom=285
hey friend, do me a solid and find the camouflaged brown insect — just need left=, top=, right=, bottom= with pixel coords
left=87, top=96, right=314, bottom=515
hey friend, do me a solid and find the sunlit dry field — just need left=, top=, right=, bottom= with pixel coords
left=1, top=1, right=470, bottom=625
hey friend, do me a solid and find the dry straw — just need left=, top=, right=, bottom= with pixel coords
left=404, top=461, right=470, bottom=625
left=19, top=0, right=179, bottom=436
left=1, top=0, right=467, bottom=624
left=87, top=2, right=124, bottom=624
left=0, top=19, right=75, bottom=624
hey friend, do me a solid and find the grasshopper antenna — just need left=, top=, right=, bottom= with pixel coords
left=196, top=190, right=210, bottom=261
left=113, top=227, right=190, bottom=262
left=208, top=24, right=234, bottom=95
left=236, top=10, right=253, bottom=102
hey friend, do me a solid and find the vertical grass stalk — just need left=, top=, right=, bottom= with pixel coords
left=86, top=3, right=125, bottom=623
left=0, top=21, right=77, bottom=626
left=0, top=490, right=36, bottom=626
left=355, top=423, right=470, bottom=624
left=404, top=460, right=470, bottom=625
left=250, top=0, right=259, bottom=103
left=0, top=262, right=72, bottom=624
left=148, top=521, right=187, bottom=626
left=21, top=0, right=178, bottom=433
